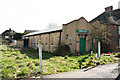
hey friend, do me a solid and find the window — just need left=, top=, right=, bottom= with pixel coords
left=118, top=26, right=120, bottom=35
left=41, top=38, right=43, bottom=45
left=46, top=37, right=47, bottom=45
left=102, top=32, right=107, bottom=42
left=66, top=34, right=68, bottom=39
left=69, top=36, right=72, bottom=45
left=51, top=37, right=53, bottom=45
left=5, top=36, right=9, bottom=39
left=119, top=39, right=120, bottom=48
left=12, top=36, right=14, bottom=38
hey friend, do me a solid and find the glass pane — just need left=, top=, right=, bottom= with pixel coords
left=119, top=26, right=120, bottom=34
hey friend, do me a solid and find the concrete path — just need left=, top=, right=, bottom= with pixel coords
left=42, top=63, right=119, bottom=78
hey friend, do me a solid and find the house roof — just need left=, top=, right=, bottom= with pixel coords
left=24, top=30, right=39, bottom=34
left=23, top=26, right=62, bottom=37
left=2, top=28, right=16, bottom=36
left=90, top=9, right=120, bottom=25
left=63, top=17, right=96, bottom=29
left=63, top=17, right=88, bottom=26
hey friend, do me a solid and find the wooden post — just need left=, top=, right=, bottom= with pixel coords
left=38, top=40, right=43, bottom=72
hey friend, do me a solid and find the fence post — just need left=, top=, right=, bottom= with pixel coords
left=38, top=40, right=43, bottom=72
left=98, top=41, right=101, bottom=63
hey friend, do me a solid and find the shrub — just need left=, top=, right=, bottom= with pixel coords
left=53, top=44, right=70, bottom=56
left=17, top=67, right=30, bottom=77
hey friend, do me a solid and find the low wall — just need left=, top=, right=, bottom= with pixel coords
left=10, top=40, right=23, bottom=47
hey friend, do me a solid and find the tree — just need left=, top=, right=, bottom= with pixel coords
left=14, top=33, right=25, bottom=40
left=91, top=21, right=112, bottom=52
left=47, top=23, right=59, bottom=30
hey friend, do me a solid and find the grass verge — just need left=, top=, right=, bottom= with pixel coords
left=0, top=45, right=119, bottom=79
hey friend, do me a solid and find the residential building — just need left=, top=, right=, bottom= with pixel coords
left=90, top=6, right=120, bottom=52
left=2, top=28, right=16, bottom=41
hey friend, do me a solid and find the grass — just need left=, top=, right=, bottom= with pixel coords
left=0, top=45, right=119, bottom=79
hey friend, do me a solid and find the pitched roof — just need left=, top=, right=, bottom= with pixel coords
left=2, top=28, right=16, bottom=36
left=24, top=30, right=38, bottom=34
left=63, top=17, right=88, bottom=26
left=90, top=9, right=120, bottom=25
left=23, top=26, right=62, bottom=37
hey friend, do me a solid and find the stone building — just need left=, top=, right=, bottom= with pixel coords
left=24, top=6, right=120, bottom=53
left=24, top=17, right=95, bottom=53
left=24, top=27, right=62, bottom=52
left=90, top=6, right=120, bottom=52
left=61, top=17, right=95, bottom=53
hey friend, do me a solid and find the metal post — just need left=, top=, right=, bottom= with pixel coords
left=91, top=51, right=93, bottom=55
left=98, top=41, right=101, bottom=63
left=92, top=38, right=94, bottom=53
left=38, top=40, right=43, bottom=72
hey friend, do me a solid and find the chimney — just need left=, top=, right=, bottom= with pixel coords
left=118, top=1, right=120, bottom=9
left=9, top=28, right=11, bottom=30
left=105, top=6, right=113, bottom=14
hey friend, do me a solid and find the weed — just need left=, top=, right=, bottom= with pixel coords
left=1, top=45, right=119, bottom=78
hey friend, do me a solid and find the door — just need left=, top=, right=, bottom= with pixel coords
left=24, top=39, right=29, bottom=48
left=79, top=36, right=85, bottom=53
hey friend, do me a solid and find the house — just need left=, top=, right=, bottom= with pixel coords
left=2, top=28, right=16, bottom=41
left=90, top=6, right=120, bottom=52
left=24, top=30, right=39, bottom=34
left=24, top=17, right=95, bottom=53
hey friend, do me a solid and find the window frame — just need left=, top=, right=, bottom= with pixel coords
left=51, top=37, right=53, bottom=45
left=119, top=39, right=120, bottom=48
left=5, top=36, right=9, bottom=39
left=66, top=34, right=68, bottom=39
left=69, top=36, right=72, bottom=45
left=118, top=26, right=120, bottom=35
left=46, top=37, right=47, bottom=45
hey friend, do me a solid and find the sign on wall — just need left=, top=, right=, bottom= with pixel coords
left=76, top=29, right=89, bottom=33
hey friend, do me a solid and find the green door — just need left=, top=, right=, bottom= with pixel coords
left=79, top=37, right=85, bottom=53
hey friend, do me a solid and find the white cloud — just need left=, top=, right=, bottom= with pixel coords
left=0, top=0, right=119, bottom=34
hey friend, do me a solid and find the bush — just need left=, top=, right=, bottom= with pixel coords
left=53, top=44, right=70, bottom=56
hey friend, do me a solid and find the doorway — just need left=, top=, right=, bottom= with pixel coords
left=79, top=35, right=86, bottom=53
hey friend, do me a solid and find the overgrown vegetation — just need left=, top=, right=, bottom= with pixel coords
left=0, top=45, right=119, bottom=79
left=53, top=44, right=70, bottom=56
left=91, top=21, right=112, bottom=52
left=13, top=33, right=25, bottom=40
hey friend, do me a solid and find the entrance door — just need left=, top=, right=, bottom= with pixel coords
left=24, top=39, right=29, bottom=48
left=79, top=36, right=85, bottom=53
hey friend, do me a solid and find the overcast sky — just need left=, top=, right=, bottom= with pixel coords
left=0, top=0, right=119, bottom=34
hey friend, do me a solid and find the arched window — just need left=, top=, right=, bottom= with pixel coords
left=69, top=36, right=72, bottom=45
left=46, top=37, right=47, bottom=45
left=66, top=34, right=68, bottom=39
